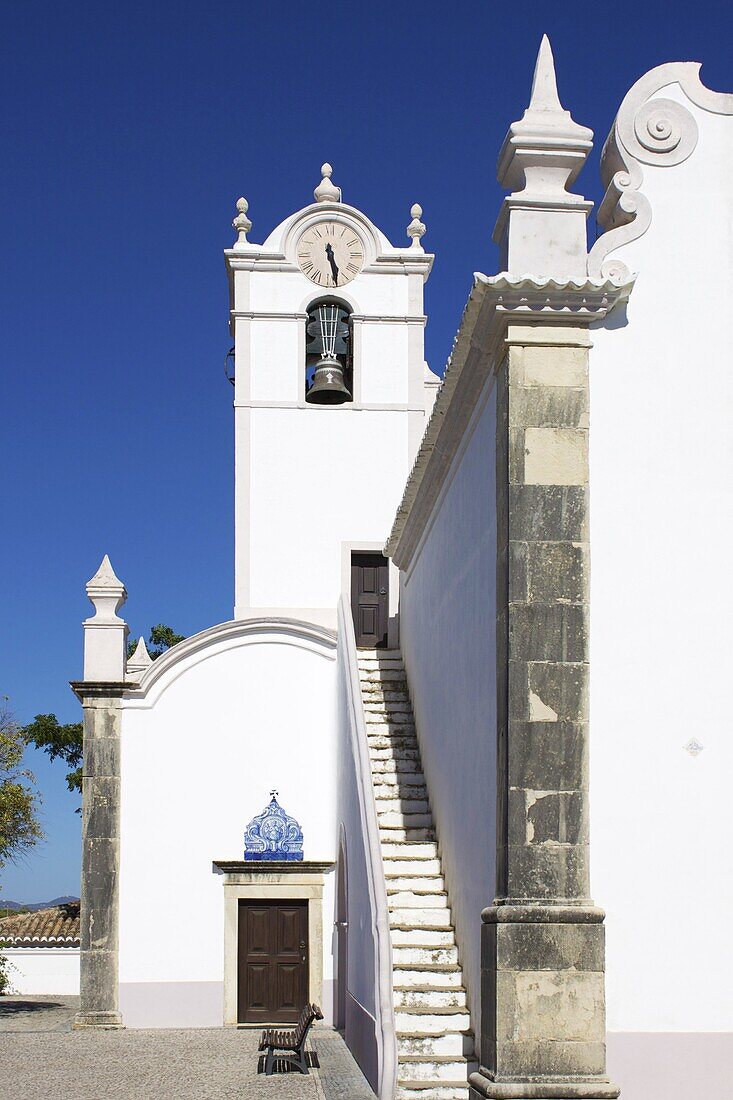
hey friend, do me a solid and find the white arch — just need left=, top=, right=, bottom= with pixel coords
left=122, top=617, right=337, bottom=709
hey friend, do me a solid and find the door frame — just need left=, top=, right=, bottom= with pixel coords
left=219, top=865, right=331, bottom=1026
left=341, top=541, right=399, bottom=649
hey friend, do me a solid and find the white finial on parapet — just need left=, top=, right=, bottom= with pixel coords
left=232, top=197, right=252, bottom=245
left=126, top=636, right=153, bottom=683
left=83, top=555, right=129, bottom=682
left=407, top=204, right=426, bottom=249
left=493, top=35, right=594, bottom=278
left=314, top=163, right=341, bottom=203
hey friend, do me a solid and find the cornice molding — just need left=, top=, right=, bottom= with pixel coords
left=588, top=62, right=733, bottom=282
left=385, top=273, right=632, bottom=570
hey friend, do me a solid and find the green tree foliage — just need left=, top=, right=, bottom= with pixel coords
left=21, top=714, right=83, bottom=797
left=130, top=624, right=185, bottom=661
left=0, top=700, right=43, bottom=870
left=26, top=626, right=184, bottom=809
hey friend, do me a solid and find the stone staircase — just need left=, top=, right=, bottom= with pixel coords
left=358, top=650, right=476, bottom=1100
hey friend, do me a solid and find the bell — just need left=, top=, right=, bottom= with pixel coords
left=306, top=355, right=351, bottom=404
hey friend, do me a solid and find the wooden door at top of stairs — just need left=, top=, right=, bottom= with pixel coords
left=237, top=900, right=308, bottom=1024
left=351, top=552, right=389, bottom=649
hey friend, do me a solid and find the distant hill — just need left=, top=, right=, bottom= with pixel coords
left=0, top=896, right=79, bottom=912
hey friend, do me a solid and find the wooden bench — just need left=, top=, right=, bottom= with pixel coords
left=258, top=1002, right=324, bottom=1075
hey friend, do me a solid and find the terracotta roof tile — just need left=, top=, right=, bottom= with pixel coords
left=0, top=902, right=80, bottom=946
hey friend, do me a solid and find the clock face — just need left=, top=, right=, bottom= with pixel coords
left=297, top=221, right=364, bottom=287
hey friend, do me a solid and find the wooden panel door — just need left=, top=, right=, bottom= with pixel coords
left=351, top=552, right=389, bottom=648
left=237, top=900, right=308, bottom=1024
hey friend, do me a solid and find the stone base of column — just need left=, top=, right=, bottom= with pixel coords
left=469, top=1074, right=619, bottom=1099
left=72, top=1011, right=124, bottom=1029
left=473, top=903, right=619, bottom=1100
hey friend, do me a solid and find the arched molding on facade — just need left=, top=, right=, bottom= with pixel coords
left=122, top=617, right=337, bottom=709
left=589, top=61, right=733, bottom=282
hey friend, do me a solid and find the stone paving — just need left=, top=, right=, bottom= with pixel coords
left=0, top=996, right=376, bottom=1100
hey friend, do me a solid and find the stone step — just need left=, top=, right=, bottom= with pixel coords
left=370, top=757, right=421, bottom=774
left=386, top=875, right=445, bottom=893
left=394, top=969, right=463, bottom=990
left=397, top=1033, right=473, bottom=1058
left=396, top=1083, right=470, bottom=1099
left=378, top=812, right=433, bottom=830
left=376, top=797, right=430, bottom=814
left=384, top=859, right=441, bottom=876
left=387, top=941, right=457, bottom=968
left=354, top=646, right=400, bottom=655
left=388, top=892, right=447, bottom=909
left=399, top=1056, right=475, bottom=1083
left=381, top=842, right=439, bottom=860
left=360, top=668, right=407, bottom=683
left=391, top=928, right=453, bottom=954
left=366, top=717, right=416, bottom=731
left=379, top=827, right=435, bottom=842
left=394, top=989, right=467, bottom=1011
left=389, top=908, right=452, bottom=930
left=363, top=699, right=411, bottom=717
left=367, top=735, right=419, bottom=751
left=373, top=783, right=427, bottom=801
left=394, top=1010, right=471, bottom=1035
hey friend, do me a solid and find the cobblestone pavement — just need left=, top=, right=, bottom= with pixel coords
left=0, top=996, right=376, bottom=1100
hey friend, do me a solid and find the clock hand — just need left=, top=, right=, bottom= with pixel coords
left=325, top=242, right=339, bottom=285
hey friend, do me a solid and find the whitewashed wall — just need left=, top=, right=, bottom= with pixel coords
left=398, top=375, right=498, bottom=1056
left=3, top=948, right=79, bottom=995
left=589, top=66, right=733, bottom=1096
left=118, top=622, right=338, bottom=1027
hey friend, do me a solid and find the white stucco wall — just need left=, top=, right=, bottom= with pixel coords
left=118, top=623, right=338, bottom=1027
left=399, top=375, right=498, bottom=1056
left=3, top=948, right=79, bottom=995
left=247, top=406, right=410, bottom=611
left=589, top=75, right=733, bottom=1048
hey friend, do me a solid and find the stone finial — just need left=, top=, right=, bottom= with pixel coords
left=407, top=204, right=426, bottom=249
left=232, top=197, right=252, bottom=244
left=86, top=554, right=127, bottom=620
left=83, top=555, right=128, bottom=682
left=126, top=636, right=153, bottom=682
left=493, top=34, right=594, bottom=279
left=314, top=163, right=341, bottom=203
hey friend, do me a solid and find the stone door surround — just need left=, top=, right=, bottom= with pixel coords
left=213, top=861, right=334, bottom=1027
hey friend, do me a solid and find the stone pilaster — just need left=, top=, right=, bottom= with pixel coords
left=72, top=683, right=125, bottom=1029
left=470, top=324, right=618, bottom=1099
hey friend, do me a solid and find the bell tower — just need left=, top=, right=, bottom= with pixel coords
left=225, top=165, right=436, bottom=626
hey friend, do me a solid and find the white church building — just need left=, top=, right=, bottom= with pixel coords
left=70, top=40, right=732, bottom=1100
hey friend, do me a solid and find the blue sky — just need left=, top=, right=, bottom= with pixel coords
left=1, top=0, right=730, bottom=902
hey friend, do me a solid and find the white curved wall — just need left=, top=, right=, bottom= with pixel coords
left=118, top=629, right=337, bottom=1027
left=589, top=73, right=733, bottom=1095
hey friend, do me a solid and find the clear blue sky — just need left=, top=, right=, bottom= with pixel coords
left=1, top=1, right=730, bottom=902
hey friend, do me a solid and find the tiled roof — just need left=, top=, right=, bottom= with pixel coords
left=0, top=902, right=80, bottom=946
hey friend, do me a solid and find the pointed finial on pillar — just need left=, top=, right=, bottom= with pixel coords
left=314, top=163, right=341, bottom=203
left=407, top=204, right=426, bottom=249
left=232, top=197, right=252, bottom=245
left=493, top=35, right=594, bottom=279
left=83, top=556, right=128, bottom=682
left=126, top=636, right=153, bottom=683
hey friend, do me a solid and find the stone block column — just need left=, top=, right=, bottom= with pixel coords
left=71, top=555, right=128, bottom=1029
left=469, top=324, right=617, bottom=1099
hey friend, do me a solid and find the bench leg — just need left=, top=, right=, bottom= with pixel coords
left=265, top=1048, right=276, bottom=1076
left=294, top=1046, right=309, bottom=1074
